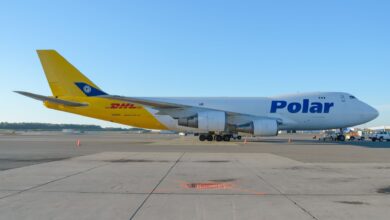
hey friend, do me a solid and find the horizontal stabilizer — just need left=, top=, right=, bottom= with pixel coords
left=15, top=91, right=88, bottom=107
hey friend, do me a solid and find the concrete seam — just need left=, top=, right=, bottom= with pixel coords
left=0, top=157, right=70, bottom=172
left=235, top=159, right=319, bottom=220
left=1, top=189, right=385, bottom=197
left=129, top=152, right=185, bottom=220
left=0, top=162, right=109, bottom=200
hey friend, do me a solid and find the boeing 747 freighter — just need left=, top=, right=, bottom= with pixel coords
left=16, top=50, right=379, bottom=141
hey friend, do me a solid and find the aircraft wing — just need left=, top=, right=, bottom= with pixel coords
left=100, top=95, right=270, bottom=121
left=15, top=91, right=88, bottom=107
left=100, top=95, right=185, bottom=109
left=101, top=95, right=284, bottom=127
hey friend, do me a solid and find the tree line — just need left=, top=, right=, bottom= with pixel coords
left=0, top=122, right=131, bottom=131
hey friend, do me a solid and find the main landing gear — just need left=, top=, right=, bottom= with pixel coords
left=198, top=134, right=242, bottom=142
left=199, top=134, right=213, bottom=141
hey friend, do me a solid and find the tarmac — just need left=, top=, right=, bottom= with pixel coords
left=0, top=132, right=389, bottom=220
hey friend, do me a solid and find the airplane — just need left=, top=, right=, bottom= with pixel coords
left=16, top=50, right=379, bottom=142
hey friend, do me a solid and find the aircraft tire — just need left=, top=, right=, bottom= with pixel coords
left=206, top=135, right=213, bottom=141
left=337, top=135, right=346, bottom=142
left=215, top=135, right=223, bottom=142
left=199, top=134, right=206, bottom=141
left=223, top=135, right=231, bottom=142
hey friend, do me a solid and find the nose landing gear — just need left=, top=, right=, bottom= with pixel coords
left=337, top=128, right=346, bottom=141
left=337, top=134, right=346, bottom=141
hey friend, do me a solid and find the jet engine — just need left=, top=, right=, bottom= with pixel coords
left=236, top=119, right=278, bottom=136
left=177, top=111, right=226, bottom=132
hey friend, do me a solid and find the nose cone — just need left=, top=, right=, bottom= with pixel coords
left=371, top=106, right=379, bottom=120
left=365, top=104, right=379, bottom=121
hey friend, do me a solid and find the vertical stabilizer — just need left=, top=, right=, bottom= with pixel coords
left=37, top=50, right=105, bottom=97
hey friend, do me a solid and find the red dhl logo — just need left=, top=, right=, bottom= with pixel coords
left=107, top=103, right=139, bottom=109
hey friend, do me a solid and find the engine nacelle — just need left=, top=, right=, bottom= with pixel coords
left=236, top=119, right=278, bottom=136
left=198, top=111, right=226, bottom=131
left=177, top=111, right=226, bottom=132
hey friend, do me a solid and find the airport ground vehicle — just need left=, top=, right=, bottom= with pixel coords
left=319, top=131, right=338, bottom=141
left=347, top=135, right=365, bottom=141
left=16, top=50, right=379, bottom=142
left=346, top=131, right=365, bottom=141
left=319, top=131, right=347, bottom=141
left=370, top=131, right=390, bottom=142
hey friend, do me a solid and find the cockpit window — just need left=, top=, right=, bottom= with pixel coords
left=349, top=96, right=356, bottom=99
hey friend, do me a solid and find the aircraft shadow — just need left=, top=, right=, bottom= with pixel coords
left=236, top=138, right=390, bottom=148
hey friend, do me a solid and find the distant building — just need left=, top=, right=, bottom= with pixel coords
left=62, top=129, right=82, bottom=134
left=159, top=130, right=178, bottom=134
left=127, top=128, right=151, bottom=134
left=367, top=126, right=390, bottom=131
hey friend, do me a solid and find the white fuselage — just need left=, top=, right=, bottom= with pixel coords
left=145, top=92, right=378, bottom=133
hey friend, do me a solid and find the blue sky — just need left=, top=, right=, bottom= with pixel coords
left=0, top=0, right=389, bottom=127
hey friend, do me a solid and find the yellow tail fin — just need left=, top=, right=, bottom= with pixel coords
left=37, top=50, right=104, bottom=97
